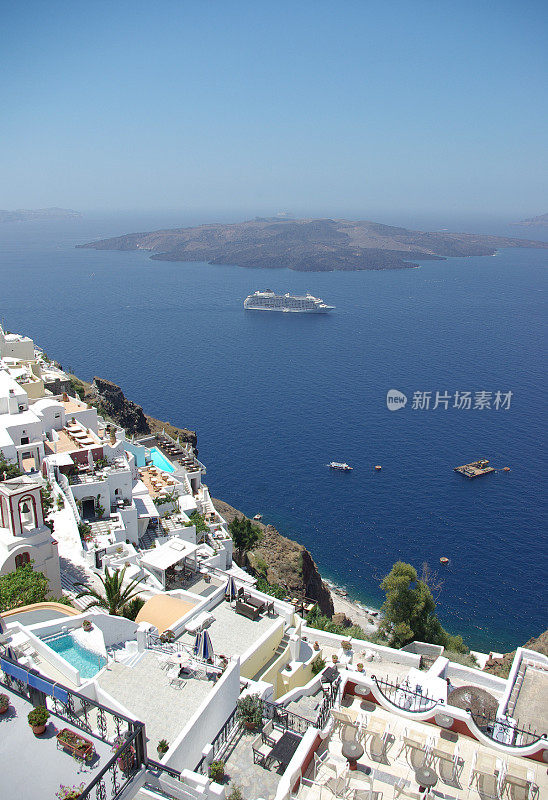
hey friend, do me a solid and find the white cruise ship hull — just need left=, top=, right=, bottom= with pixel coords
left=244, top=290, right=334, bottom=313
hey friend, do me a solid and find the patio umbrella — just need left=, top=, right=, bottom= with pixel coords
left=225, top=575, right=237, bottom=601
left=196, top=630, right=213, bottom=662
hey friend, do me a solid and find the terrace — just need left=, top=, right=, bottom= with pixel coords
left=138, top=465, right=182, bottom=499
left=294, top=693, right=548, bottom=800
left=0, top=654, right=146, bottom=800
left=97, top=650, right=215, bottom=752
left=177, top=599, right=281, bottom=661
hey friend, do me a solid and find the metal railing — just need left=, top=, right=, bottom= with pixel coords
left=316, top=674, right=341, bottom=729
left=262, top=698, right=311, bottom=736
left=470, top=709, right=546, bottom=749
left=371, top=674, right=439, bottom=713
left=195, top=707, right=239, bottom=775
left=80, top=724, right=147, bottom=800
left=0, top=650, right=135, bottom=745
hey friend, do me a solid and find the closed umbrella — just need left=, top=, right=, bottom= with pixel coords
left=197, top=630, right=213, bottom=662
left=225, top=576, right=237, bottom=602
left=193, top=631, right=203, bottom=656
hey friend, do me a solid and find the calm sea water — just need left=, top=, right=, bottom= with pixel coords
left=1, top=213, right=546, bottom=652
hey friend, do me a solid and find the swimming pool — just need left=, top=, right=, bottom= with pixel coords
left=43, top=633, right=106, bottom=679
left=150, top=446, right=175, bottom=473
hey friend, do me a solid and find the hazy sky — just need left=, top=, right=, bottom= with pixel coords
left=2, top=1, right=547, bottom=218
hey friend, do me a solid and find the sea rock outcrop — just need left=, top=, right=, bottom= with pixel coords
left=212, top=498, right=334, bottom=617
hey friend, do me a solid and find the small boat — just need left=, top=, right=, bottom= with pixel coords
left=253, top=514, right=263, bottom=521
left=329, top=462, right=353, bottom=471
left=374, top=465, right=382, bottom=471
left=440, top=557, right=449, bottom=565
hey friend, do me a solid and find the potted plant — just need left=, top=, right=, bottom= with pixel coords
left=56, top=782, right=86, bottom=800
left=112, top=735, right=135, bottom=773
left=0, top=693, right=10, bottom=714
left=209, top=760, right=225, bottom=783
left=28, top=705, right=50, bottom=735
left=82, top=619, right=93, bottom=632
left=341, top=640, right=352, bottom=651
left=236, top=694, right=263, bottom=730
left=313, top=641, right=320, bottom=651
left=332, top=654, right=339, bottom=664
left=157, top=739, right=169, bottom=757
left=356, top=663, right=364, bottom=672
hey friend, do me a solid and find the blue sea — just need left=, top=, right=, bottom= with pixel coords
left=0, top=212, right=546, bottom=653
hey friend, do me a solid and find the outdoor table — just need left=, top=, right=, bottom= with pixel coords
left=321, top=666, right=339, bottom=684
left=267, top=731, right=301, bottom=768
left=341, top=740, right=364, bottom=770
left=414, top=765, right=438, bottom=795
left=266, top=731, right=302, bottom=769
left=244, top=595, right=266, bottom=611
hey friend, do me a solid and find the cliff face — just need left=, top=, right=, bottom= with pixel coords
left=212, top=498, right=334, bottom=616
left=89, top=377, right=197, bottom=447
left=483, top=629, right=548, bottom=677
left=92, top=378, right=150, bottom=435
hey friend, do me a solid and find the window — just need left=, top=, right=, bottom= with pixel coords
left=15, top=552, right=30, bottom=569
left=20, top=436, right=30, bottom=445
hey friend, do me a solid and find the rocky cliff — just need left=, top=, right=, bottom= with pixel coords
left=212, top=498, right=334, bottom=617
left=89, top=377, right=197, bottom=447
left=483, top=629, right=548, bottom=677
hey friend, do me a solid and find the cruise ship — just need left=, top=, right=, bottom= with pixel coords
left=244, top=290, right=334, bottom=313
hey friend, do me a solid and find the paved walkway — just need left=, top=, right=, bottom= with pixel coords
left=223, top=727, right=285, bottom=800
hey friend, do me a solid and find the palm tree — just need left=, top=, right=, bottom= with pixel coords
left=76, top=565, right=144, bottom=616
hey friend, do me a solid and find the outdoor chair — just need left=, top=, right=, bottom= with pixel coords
left=392, top=779, right=422, bottom=799
left=262, top=719, right=283, bottom=746
left=396, top=729, right=429, bottom=769
left=321, top=761, right=349, bottom=798
left=341, top=722, right=361, bottom=743
left=347, top=770, right=378, bottom=800
left=430, top=736, right=461, bottom=784
left=252, top=732, right=272, bottom=767
left=500, top=758, right=538, bottom=800
left=469, top=751, right=504, bottom=799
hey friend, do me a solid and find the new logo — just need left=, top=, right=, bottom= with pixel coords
left=386, top=389, right=408, bottom=411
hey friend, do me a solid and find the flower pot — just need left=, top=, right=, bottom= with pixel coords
left=313, top=642, right=320, bottom=651
left=0, top=704, right=9, bottom=715
left=332, top=655, right=338, bottom=663
left=31, top=723, right=47, bottom=735
left=356, top=664, right=364, bottom=672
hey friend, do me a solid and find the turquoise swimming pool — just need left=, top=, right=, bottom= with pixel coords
left=44, top=633, right=106, bottom=679
left=150, top=446, right=175, bottom=473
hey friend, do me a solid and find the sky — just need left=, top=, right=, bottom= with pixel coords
left=1, top=0, right=547, bottom=219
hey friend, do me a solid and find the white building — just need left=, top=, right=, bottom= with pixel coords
left=0, top=475, right=61, bottom=593
left=0, top=325, right=35, bottom=361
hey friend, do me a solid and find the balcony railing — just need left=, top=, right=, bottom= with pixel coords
left=470, top=709, right=546, bottom=749
left=195, top=707, right=239, bottom=775
left=371, top=674, right=439, bottom=714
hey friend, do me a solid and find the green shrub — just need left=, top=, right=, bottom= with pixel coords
left=28, top=706, right=50, bottom=726
left=236, top=694, right=263, bottom=727
left=311, top=656, right=326, bottom=675
left=209, top=760, right=225, bottom=783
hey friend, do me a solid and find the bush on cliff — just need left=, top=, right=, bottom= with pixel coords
left=229, top=515, right=262, bottom=567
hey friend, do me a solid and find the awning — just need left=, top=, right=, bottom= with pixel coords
left=0, top=658, right=69, bottom=703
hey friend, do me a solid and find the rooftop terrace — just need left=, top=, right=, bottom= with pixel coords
left=295, top=693, right=548, bottom=800
left=0, top=686, right=114, bottom=800
left=97, top=650, right=214, bottom=752
left=177, top=599, right=281, bottom=660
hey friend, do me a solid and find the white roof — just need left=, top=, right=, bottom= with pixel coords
left=45, top=452, right=74, bottom=467
left=140, top=539, right=199, bottom=572
left=133, top=494, right=158, bottom=518
left=0, top=409, right=41, bottom=427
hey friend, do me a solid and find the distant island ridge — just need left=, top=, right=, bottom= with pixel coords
left=512, top=213, right=548, bottom=228
left=78, top=216, right=548, bottom=272
left=0, top=207, right=81, bottom=223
